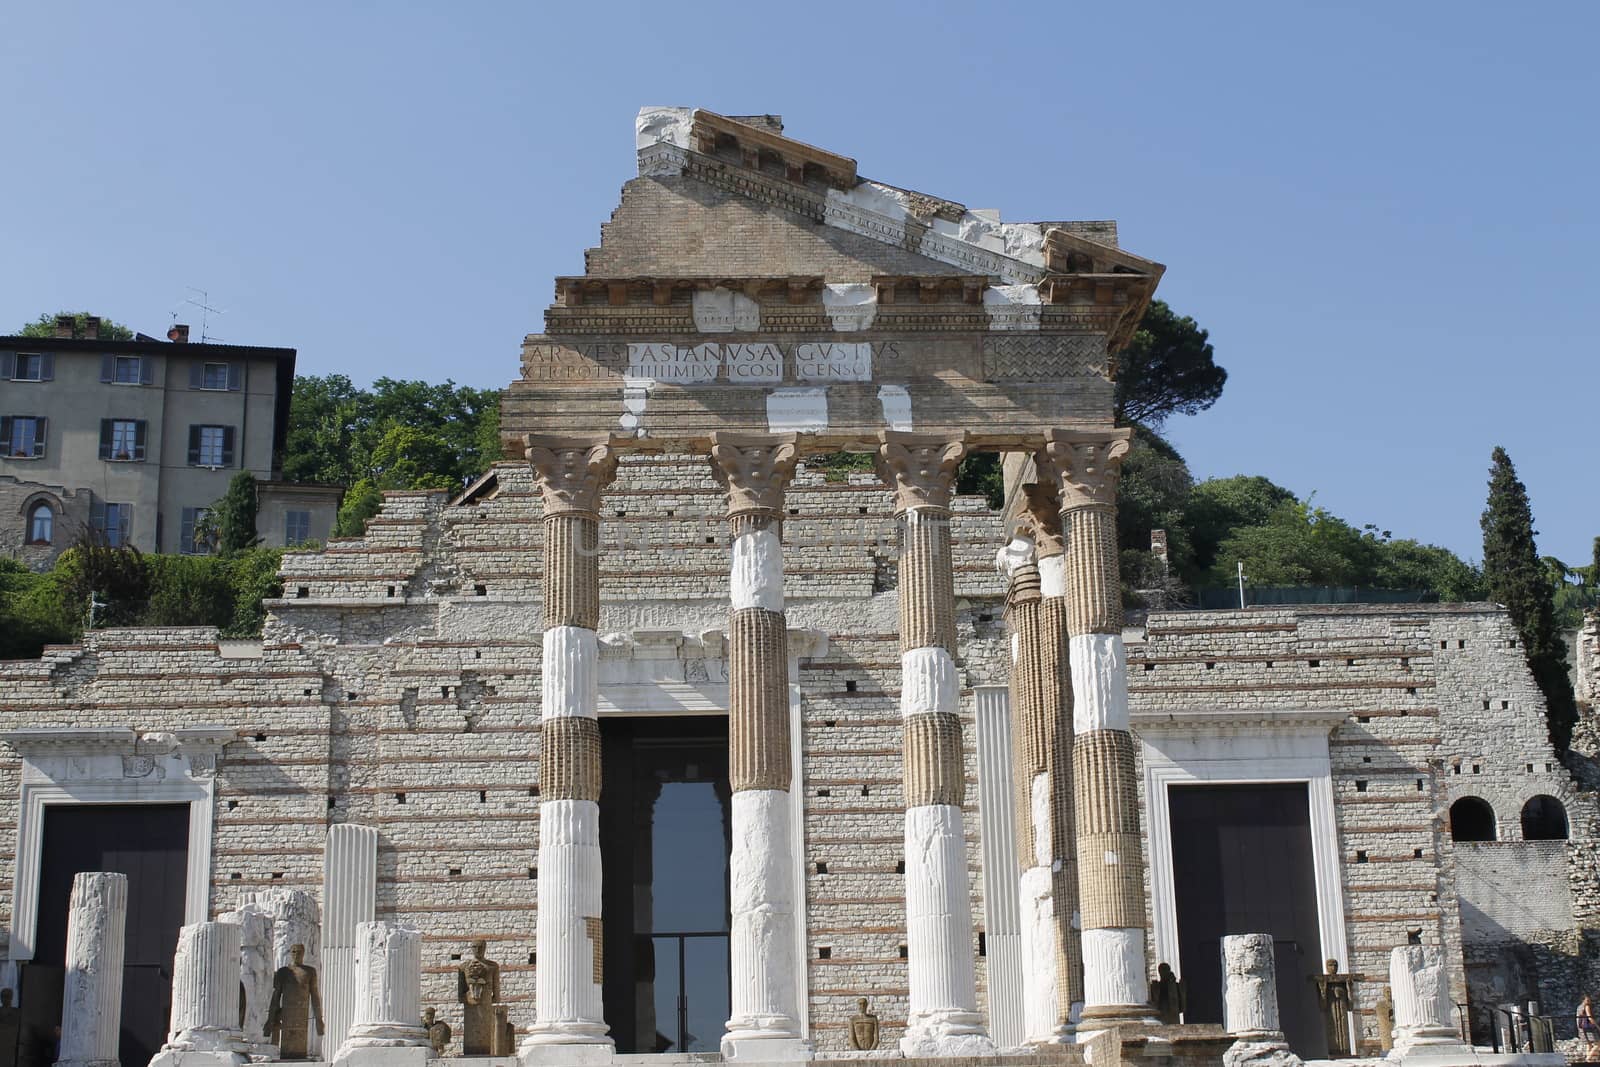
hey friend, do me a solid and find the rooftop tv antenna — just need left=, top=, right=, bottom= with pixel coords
left=180, top=287, right=226, bottom=343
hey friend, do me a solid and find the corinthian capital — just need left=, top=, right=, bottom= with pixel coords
left=875, top=431, right=966, bottom=514
left=709, top=432, right=800, bottom=517
left=1021, top=472, right=1065, bottom=558
left=524, top=434, right=618, bottom=517
left=1042, top=428, right=1132, bottom=511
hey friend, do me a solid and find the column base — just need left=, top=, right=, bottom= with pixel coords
left=1223, top=1037, right=1303, bottom=1067
left=333, top=1046, right=431, bottom=1067
left=150, top=1053, right=249, bottom=1067
left=1078, top=1003, right=1162, bottom=1029
left=339, top=1021, right=431, bottom=1049
left=519, top=1031, right=615, bottom=1066
left=721, top=1033, right=811, bottom=1061
left=900, top=1012, right=997, bottom=1058
left=165, top=1028, right=249, bottom=1055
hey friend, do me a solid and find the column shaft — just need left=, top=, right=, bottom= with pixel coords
left=56, top=871, right=127, bottom=1067
left=321, top=822, right=378, bottom=1053
left=167, top=921, right=245, bottom=1051
left=526, top=435, right=616, bottom=1050
left=877, top=432, right=995, bottom=1059
left=711, top=433, right=804, bottom=1057
left=340, top=921, right=428, bottom=1050
left=1044, top=429, right=1150, bottom=1026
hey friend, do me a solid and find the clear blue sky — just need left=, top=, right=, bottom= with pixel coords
left=3, top=2, right=1595, bottom=565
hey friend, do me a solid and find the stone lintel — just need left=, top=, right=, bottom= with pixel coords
left=690, top=108, right=857, bottom=189
left=524, top=435, right=619, bottom=517
left=709, top=432, right=800, bottom=517
left=876, top=431, right=967, bottom=514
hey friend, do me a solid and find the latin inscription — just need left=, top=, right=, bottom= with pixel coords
left=523, top=340, right=900, bottom=384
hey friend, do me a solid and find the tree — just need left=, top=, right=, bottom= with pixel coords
left=369, top=424, right=458, bottom=491
left=1186, top=475, right=1297, bottom=575
left=1481, top=447, right=1577, bottom=752
left=334, top=479, right=384, bottom=537
left=17, top=311, right=134, bottom=341
left=210, top=471, right=261, bottom=555
left=1206, top=499, right=1380, bottom=588
left=1372, top=540, right=1485, bottom=601
left=1115, top=300, right=1227, bottom=428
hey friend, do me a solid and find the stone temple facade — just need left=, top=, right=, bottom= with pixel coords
left=0, top=109, right=1593, bottom=1067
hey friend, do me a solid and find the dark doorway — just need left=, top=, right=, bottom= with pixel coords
left=1169, top=783, right=1328, bottom=1058
left=599, top=716, right=731, bottom=1054
left=18, top=804, right=190, bottom=1067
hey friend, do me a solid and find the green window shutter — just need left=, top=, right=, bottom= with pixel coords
left=0, top=353, right=13, bottom=379
left=227, top=363, right=242, bottom=391
left=134, top=420, right=148, bottom=461
left=34, top=417, right=47, bottom=457
left=118, top=505, right=131, bottom=546
left=100, top=355, right=114, bottom=382
left=0, top=417, right=11, bottom=453
left=187, top=425, right=201, bottom=466
left=189, top=362, right=204, bottom=389
left=222, top=426, right=236, bottom=467
left=38, top=354, right=53, bottom=381
left=99, top=420, right=113, bottom=460
left=139, top=358, right=154, bottom=385
left=90, top=499, right=106, bottom=534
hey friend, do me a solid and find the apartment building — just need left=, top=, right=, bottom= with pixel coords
left=1, top=316, right=339, bottom=568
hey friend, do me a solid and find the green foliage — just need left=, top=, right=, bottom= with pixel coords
left=805, top=451, right=875, bottom=484
left=17, top=311, right=135, bottom=341
left=334, top=479, right=384, bottom=537
left=0, top=560, right=75, bottom=659
left=956, top=453, right=1004, bottom=510
left=1186, top=476, right=1297, bottom=575
left=1206, top=500, right=1380, bottom=587
left=1117, top=428, right=1196, bottom=578
left=283, top=375, right=501, bottom=490
left=1372, top=540, right=1486, bottom=602
left=144, top=555, right=232, bottom=628
left=222, top=548, right=284, bottom=637
left=1115, top=300, right=1227, bottom=428
left=1481, top=446, right=1577, bottom=752
left=212, top=471, right=262, bottom=555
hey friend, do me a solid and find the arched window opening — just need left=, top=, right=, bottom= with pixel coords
left=1449, top=796, right=1497, bottom=842
left=1521, top=795, right=1569, bottom=840
left=26, top=502, right=53, bottom=545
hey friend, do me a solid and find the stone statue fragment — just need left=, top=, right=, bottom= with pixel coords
left=1313, top=958, right=1355, bottom=1058
left=849, top=998, right=880, bottom=1051
left=265, top=943, right=324, bottom=1059
left=457, top=939, right=502, bottom=1054
left=1151, top=961, right=1185, bottom=1026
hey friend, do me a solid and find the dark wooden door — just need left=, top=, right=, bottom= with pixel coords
left=1169, top=783, right=1328, bottom=1058
left=20, top=804, right=189, bottom=1067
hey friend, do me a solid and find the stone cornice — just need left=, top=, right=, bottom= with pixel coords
left=709, top=432, right=800, bottom=517
left=1132, top=706, right=1348, bottom=737
left=875, top=431, right=967, bottom=513
left=690, top=108, right=857, bottom=190
left=523, top=435, right=619, bottom=517
left=1043, top=428, right=1133, bottom=511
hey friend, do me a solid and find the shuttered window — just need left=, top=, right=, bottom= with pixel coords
left=1, top=416, right=47, bottom=458
left=285, top=510, right=311, bottom=545
left=8, top=353, right=51, bottom=381
left=179, top=507, right=212, bottom=555
left=190, top=361, right=241, bottom=390
left=91, top=502, right=133, bottom=547
left=100, top=355, right=152, bottom=385
left=188, top=425, right=236, bottom=467
left=100, top=419, right=148, bottom=461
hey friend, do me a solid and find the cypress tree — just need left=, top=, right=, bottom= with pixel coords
left=212, top=471, right=261, bottom=556
left=1481, top=447, right=1577, bottom=752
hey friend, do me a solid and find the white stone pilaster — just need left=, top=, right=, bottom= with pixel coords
left=55, top=872, right=127, bottom=1067
left=322, top=823, right=379, bottom=1054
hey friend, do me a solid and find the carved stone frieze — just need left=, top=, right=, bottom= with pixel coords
left=1043, top=429, right=1132, bottom=511
left=875, top=431, right=966, bottom=513
left=524, top=436, right=619, bottom=517
left=709, top=432, right=799, bottom=517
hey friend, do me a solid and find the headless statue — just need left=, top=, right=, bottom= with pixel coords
left=457, top=939, right=502, bottom=1054
left=265, top=943, right=324, bottom=1059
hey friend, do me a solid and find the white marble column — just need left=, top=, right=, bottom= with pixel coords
left=55, top=872, right=127, bottom=1067
left=711, top=433, right=808, bottom=1061
left=322, top=823, right=379, bottom=1053
left=336, top=921, right=428, bottom=1054
left=248, top=888, right=323, bottom=1057
left=525, top=436, right=617, bottom=1057
left=152, top=921, right=247, bottom=1067
left=1390, top=945, right=1465, bottom=1053
left=217, top=901, right=274, bottom=1053
left=1222, top=935, right=1301, bottom=1067
left=877, top=432, right=996, bottom=1058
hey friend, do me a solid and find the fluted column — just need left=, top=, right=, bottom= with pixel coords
left=164, top=921, right=246, bottom=1054
left=1042, top=429, right=1152, bottom=1027
left=1000, top=537, right=1062, bottom=1046
left=1024, top=474, right=1083, bottom=1035
left=1222, top=934, right=1282, bottom=1040
left=322, top=823, right=379, bottom=1054
left=216, top=901, right=274, bottom=1055
left=55, top=872, right=127, bottom=1067
left=710, top=432, right=808, bottom=1061
left=876, top=431, right=996, bottom=1058
left=525, top=435, right=618, bottom=1052
left=337, top=921, right=428, bottom=1052
left=1390, top=945, right=1463, bottom=1052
